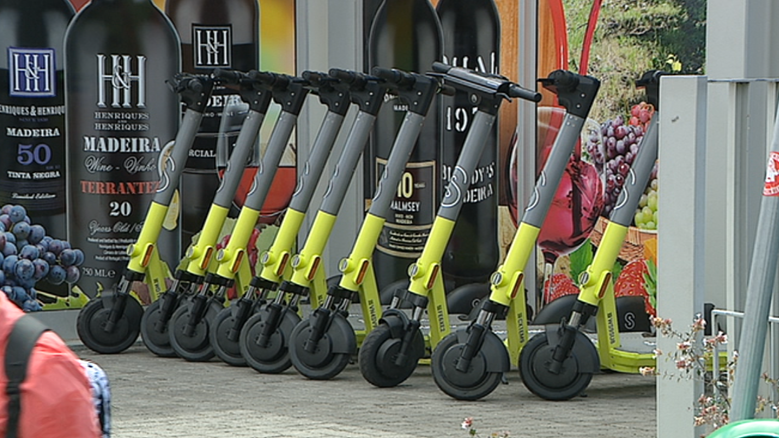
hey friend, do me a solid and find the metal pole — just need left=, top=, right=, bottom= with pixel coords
left=730, top=96, right=779, bottom=421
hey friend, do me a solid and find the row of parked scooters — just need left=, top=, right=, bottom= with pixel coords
left=76, top=62, right=665, bottom=402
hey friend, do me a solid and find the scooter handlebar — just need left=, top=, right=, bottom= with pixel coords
left=166, top=73, right=204, bottom=94
left=371, top=67, right=415, bottom=87
left=432, top=61, right=541, bottom=102
left=432, top=61, right=452, bottom=74
left=211, top=68, right=244, bottom=85
left=248, top=69, right=282, bottom=87
left=302, top=70, right=328, bottom=84
left=508, top=84, right=542, bottom=102
left=439, top=84, right=456, bottom=96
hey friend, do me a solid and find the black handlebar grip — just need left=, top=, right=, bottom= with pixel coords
left=212, top=68, right=243, bottom=85
left=328, top=68, right=359, bottom=84
left=438, top=84, right=456, bottom=96
left=248, top=69, right=277, bottom=85
left=302, top=70, right=326, bottom=83
left=508, top=84, right=542, bottom=102
left=372, top=67, right=415, bottom=87
left=432, top=61, right=451, bottom=74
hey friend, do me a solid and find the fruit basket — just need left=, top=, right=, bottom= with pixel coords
left=589, top=215, right=657, bottom=263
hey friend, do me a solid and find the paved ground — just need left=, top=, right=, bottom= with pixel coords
left=73, top=340, right=657, bottom=438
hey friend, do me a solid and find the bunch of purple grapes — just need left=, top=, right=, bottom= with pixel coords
left=586, top=115, right=646, bottom=217
left=0, top=204, right=84, bottom=312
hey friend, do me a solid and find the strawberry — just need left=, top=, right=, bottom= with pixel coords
left=614, top=259, right=656, bottom=316
left=544, top=273, right=579, bottom=303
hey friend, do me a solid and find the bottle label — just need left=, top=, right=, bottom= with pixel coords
left=1, top=47, right=65, bottom=214
left=192, top=25, right=232, bottom=69
left=8, top=48, right=56, bottom=97
left=376, top=159, right=436, bottom=258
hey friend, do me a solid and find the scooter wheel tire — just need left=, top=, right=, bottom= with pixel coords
left=168, top=303, right=214, bottom=362
left=209, top=307, right=247, bottom=367
left=140, top=300, right=177, bottom=357
left=519, top=331, right=594, bottom=401
left=431, top=333, right=502, bottom=401
left=239, top=307, right=300, bottom=374
left=289, top=318, right=352, bottom=380
left=77, top=296, right=142, bottom=354
left=358, top=323, right=424, bottom=388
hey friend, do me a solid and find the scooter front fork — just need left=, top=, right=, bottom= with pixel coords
left=549, top=301, right=598, bottom=374
left=257, top=291, right=300, bottom=347
left=154, top=280, right=188, bottom=333
left=183, top=279, right=227, bottom=337
left=455, top=303, right=500, bottom=372
left=106, top=272, right=143, bottom=332
left=395, top=306, right=424, bottom=366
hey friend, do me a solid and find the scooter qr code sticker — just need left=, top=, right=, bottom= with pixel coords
left=764, top=151, right=779, bottom=196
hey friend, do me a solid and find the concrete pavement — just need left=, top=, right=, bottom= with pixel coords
left=72, top=340, right=657, bottom=438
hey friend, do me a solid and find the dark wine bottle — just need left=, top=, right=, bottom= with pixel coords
left=437, top=0, right=501, bottom=287
left=0, top=0, right=74, bottom=242
left=0, top=0, right=74, bottom=298
left=64, top=0, right=181, bottom=298
left=165, top=0, right=260, bottom=247
left=367, top=0, right=443, bottom=293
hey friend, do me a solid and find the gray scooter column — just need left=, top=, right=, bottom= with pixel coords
left=319, top=112, right=377, bottom=215
left=212, top=111, right=266, bottom=209
left=242, top=111, right=299, bottom=211
left=289, top=112, right=346, bottom=212
left=369, top=112, right=425, bottom=217
left=438, top=111, right=497, bottom=222
left=521, top=114, right=584, bottom=228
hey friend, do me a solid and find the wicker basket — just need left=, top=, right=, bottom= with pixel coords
left=589, top=216, right=657, bottom=262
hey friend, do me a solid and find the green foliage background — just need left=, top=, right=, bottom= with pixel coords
left=563, top=0, right=706, bottom=122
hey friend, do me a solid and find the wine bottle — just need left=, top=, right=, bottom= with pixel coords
left=437, top=0, right=501, bottom=287
left=0, top=0, right=74, bottom=298
left=165, top=0, right=260, bottom=247
left=0, top=0, right=74, bottom=242
left=367, top=0, right=443, bottom=293
left=64, top=0, right=181, bottom=298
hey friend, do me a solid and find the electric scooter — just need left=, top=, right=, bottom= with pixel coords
left=518, top=71, right=663, bottom=400
left=358, top=63, right=542, bottom=388
left=430, top=69, right=602, bottom=400
left=139, top=69, right=275, bottom=357
left=76, top=73, right=216, bottom=354
left=208, top=70, right=353, bottom=366
left=167, top=72, right=311, bottom=362
left=287, top=67, right=447, bottom=380
left=237, top=68, right=390, bottom=374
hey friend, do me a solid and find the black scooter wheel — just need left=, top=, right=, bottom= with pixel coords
left=168, top=303, right=214, bottom=362
left=140, top=300, right=177, bottom=357
left=239, top=307, right=301, bottom=373
left=519, top=331, right=594, bottom=401
left=431, top=333, right=503, bottom=401
left=209, top=307, right=247, bottom=367
left=289, top=318, right=352, bottom=380
left=358, top=324, right=425, bottom=388
left=77, top=296, right=143, bottom=354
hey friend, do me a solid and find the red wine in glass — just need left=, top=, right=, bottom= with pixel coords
left=217, top=165, right=297, bottom=225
